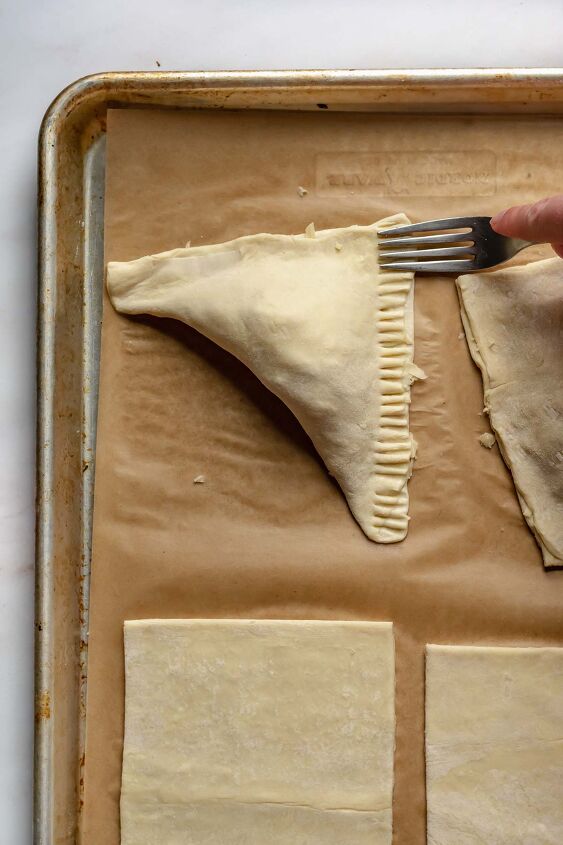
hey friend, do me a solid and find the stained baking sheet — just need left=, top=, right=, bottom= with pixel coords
left=36, top=70, right=563, bottom=845
left=81, top=107, right=563, bottom=845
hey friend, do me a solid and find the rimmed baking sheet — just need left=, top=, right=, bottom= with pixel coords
left=36, top=70, right=563, bottom=845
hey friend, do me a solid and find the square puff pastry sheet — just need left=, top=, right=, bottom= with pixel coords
left=457, top=257, right=563, bottom=567
left=121, top=619, right=395, bottom=845
left=107, top=215, right=416, bottom=543
left=426, top=644, right=563, bottom=845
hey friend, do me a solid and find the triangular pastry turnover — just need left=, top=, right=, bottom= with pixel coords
left=107, top=215, right=417, bottom=543
left=457, top=257, right=563, bottom=567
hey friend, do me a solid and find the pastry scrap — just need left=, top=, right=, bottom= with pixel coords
left=107, top=216, right=417, bottom=543
left=121, top=619, right=395, bottom=845
left=426, top=644, right=563, bottom=845
left=479, top=432, right=496, bottom=449
left=457, top=258, right=563, bottom=567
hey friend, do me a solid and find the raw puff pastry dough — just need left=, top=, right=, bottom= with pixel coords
left=107, top=216, right=416, bottom=543
left=426, top=644, right=563, bottom=845
left=121, top=620, right=395, bottom=845
left=457, top=258, right=563, bottom=567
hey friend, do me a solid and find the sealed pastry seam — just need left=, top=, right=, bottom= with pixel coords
left=371, top=267, right=414, bottom=542
left=107, top=215, right=416, bottom=543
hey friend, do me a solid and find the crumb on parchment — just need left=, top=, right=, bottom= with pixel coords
left=193, top=475, right=206, bottom=484
left=297, top=186, right=308, bottom=197
left=479, top=433, right=496, bottom=449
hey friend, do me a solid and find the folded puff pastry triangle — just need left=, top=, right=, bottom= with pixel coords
left=107, top=215, right=417, bottom=543
left=457, top=257, right=563, bottom=567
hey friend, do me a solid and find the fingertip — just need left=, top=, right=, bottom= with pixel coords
left=490, top=210, right=508, bottom=234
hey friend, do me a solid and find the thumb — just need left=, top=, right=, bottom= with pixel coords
left=491, top=195, right=563, bottom=244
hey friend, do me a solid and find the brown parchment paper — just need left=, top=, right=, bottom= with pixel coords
left=82, top=108, right=563, bottom=845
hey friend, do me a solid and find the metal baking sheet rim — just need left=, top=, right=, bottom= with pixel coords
left=36, top=68, right=563, bottom=844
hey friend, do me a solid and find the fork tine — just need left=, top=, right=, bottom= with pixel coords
left=378, top=245, right=476, bottom=261
left=378, top=216, right=477, bottom=236
left=378, top=231, right=474, bottom=248
left=379, top=258, right=476, bottom=273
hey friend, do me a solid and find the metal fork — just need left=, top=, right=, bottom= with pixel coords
left=378, top=216, right=535, bottom=273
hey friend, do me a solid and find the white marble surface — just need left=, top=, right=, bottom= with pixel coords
left=1, top=0, right=562, bottom=841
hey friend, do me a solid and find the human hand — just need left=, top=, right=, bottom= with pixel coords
left=490, top=195, right=563, bottom=258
